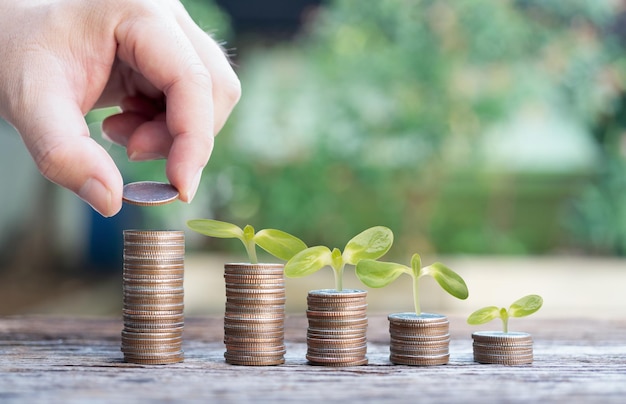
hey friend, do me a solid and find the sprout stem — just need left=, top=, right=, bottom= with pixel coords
left=245, top=239, right=258, bottom=264
left=412, top=274, right=421, bottom=315
left=334, top=264, right=344, bottom=292
left=501, top=309, right=509, bottom=333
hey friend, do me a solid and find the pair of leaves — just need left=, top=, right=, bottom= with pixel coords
left=355, top=253, right=469, bottom=315
left=284, top=226, right=393, bottom=287
left=186, top=219, right=306, bottom=263
left=356, top=253, right=468, bottom=300
left=467, top=294, right=543, bottom=332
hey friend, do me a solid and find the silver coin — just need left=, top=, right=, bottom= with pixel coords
left=307, top=358, right=368, bottom=367
left=473, top=351, right=534, bottom=365
left=471, top=331, right=532, bottom=344
left=224, top=263, right=284, bottom=273
left=307, top=289, right=367, bottom=298
left=305, top=355, right=368, bottom=365
left=123, top=352, right=184, bottom=359
left=224, top=354, right=285, bottom=366
left=390, top=353, right=449, bottom=366
left=122, top=181, right=179, bottom=206
left=122, top=330, right=183, bottom=339
left=388, top=312, right=448, bottom=323
left=224, top=335, right=284, bottom=344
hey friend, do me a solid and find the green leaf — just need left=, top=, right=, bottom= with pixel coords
left=186, top=219, right=244, bottom=239
left=355, top=259, right=409, bottom=288
left=343, top=226, right=393, bottom=265
left=284, top=246, right=332, bottom=278
left=467, top=306, right=501, bottom=325
left=422, top=262, right=469, bottom=300
left=254, top=229, right=307, bottom=261
left=509, top=294, right=543, bottom=318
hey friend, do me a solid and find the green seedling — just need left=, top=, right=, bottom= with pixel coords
left=284, top=226, right=393, bottom=292
left=467, top=294, right=543, bottom=333
left=187, top=219, right=307, bottom=264
left=356, top=253, right=468, bottom=316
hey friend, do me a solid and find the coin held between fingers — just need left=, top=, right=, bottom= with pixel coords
left=122, top=181, right=179, bottom=206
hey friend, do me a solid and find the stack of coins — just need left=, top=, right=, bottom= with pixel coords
left=388, top=313, right=450, bottom=366
left=223, top=263, right=286, bottom=366
left=121, top=230, right=185, bottom=365
left=306, top=289, right=368, bottom=367
left=472, top=331, right=533, bottom=365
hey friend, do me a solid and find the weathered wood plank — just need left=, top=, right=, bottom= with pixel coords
left=1, top=315, right=626, bottom=403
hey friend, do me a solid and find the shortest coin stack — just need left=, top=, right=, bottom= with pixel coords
left=306, top=289, right=368, bottom=367
left=472, top=331, right=533, bottom=365
left=223, top=263, right=286, bottom=366
left=388, top=312, right=450, bottom=366
left=122, top=230, right=185, bottom=365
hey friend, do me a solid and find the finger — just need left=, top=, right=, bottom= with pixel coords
left=102, top=95, right=165, bottom=147
left=127, top=120, right=173, bottom=161
left=104, top=109, right=175, bottom=160
left=102, top=111, right=147, bottom=147
left=115, top=11, right=215, bottom=202
left=121, top=95, right=164, bottom=117
left=172, top=5, right=241, bottom=135
left=21, top=96, right=123, bottom=217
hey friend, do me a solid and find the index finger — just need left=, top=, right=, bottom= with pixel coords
left=115, top=9, right=214, bottom=202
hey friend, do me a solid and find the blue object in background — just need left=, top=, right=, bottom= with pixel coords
left=86, top=203, right=143, bottom=274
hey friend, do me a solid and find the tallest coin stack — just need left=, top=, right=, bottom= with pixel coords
left=122, top=230, right=185, bottom=365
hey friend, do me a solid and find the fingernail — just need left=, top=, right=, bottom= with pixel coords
left=101, top=130, right=114, bottom=144
left=79, top=178, right=113, bottom=217
left=101, top=125, right=127, bottom=147
left=186, top=168, right=203, bottom=203
left=129, top=151, right=165, bottom=161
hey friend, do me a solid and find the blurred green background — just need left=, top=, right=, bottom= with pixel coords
left=193, top=0, right=626, bottom=257
left=1, top=0, right=626, bottom=314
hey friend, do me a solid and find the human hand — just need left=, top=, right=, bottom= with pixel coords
left=0, top=0, right=241, bottom=217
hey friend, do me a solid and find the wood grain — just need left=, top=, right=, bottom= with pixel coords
left=1, top=315, right=626, bottom=403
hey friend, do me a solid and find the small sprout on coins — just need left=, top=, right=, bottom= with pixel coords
left=356, top=253, right=469, bottom=315
left=284, top=226, right=393, bottom=292
left=186, top=219, right=307, bottom=264
left=467, top=294, right=543, bottom=334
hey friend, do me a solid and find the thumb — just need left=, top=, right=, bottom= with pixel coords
left=18, top=98, right=123, bottom=217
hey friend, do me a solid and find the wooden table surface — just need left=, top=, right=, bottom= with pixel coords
left=1, top=314, right=625, bottom=403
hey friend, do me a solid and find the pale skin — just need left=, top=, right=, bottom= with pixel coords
left=0, top=0, right=241, bottom=217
